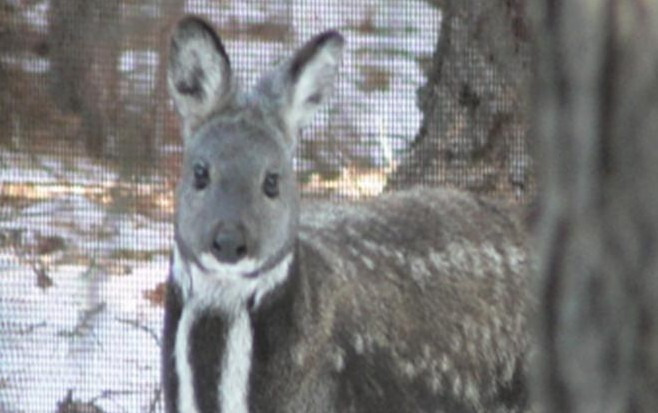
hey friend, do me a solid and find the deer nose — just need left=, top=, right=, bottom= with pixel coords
left=211, top=225, right=248, bottom=264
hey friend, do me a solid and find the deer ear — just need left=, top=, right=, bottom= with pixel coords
left=168, top=16, right=233, bottom=138
left=287, top=31, right=344, bottom=132
left=260, top=31, right=344, bottom=147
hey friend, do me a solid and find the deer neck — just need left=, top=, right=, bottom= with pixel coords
left=173, top=244, right=301, bottom=413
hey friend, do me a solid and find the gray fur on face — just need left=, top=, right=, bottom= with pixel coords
left=167, top=17, right=343, bottom=280
left=174, top=114, right=298, bottom=277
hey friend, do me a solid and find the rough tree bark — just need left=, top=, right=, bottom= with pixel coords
left=387, top=0, right=533, bottom=201
left=532, top=1, right=658, bottom=411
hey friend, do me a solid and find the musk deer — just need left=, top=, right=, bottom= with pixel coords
left=162, top=16, right=532, bottom=413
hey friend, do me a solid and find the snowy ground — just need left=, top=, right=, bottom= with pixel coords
left=1, top=258, right=167, bottom=413
left=1, top=150, right=173, bottom=412
left=0, top=1, right=440, bottom=412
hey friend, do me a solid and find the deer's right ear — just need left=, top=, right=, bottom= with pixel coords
left=168, top=16, right=232, bottom=137
left=258, top=30, right=344, bottom=150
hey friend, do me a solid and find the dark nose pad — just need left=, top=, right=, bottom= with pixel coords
left=211, top=225, right=248, bottom=264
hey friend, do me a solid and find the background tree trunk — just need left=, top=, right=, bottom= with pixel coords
left=49, top=0, right=120, bottom=156
left=0, top=2, right=13, bottom=135
left=1, top=1, right=50, bottom=141
left=387, top=0, right=533, bottom=202
left=531, top=2, right=658, bottom=411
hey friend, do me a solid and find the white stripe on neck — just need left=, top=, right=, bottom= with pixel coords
left=220, top=309, right=252, bottom=413
left=175, top=304, right=201, bottom=413
left=172, top=248, right=293, bottom=413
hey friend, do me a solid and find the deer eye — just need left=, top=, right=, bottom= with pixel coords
left=263, top=173, right=279, bottom=198
left=193, top=161, right=210, bottom=190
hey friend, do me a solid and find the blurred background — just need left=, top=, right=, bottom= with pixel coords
left=0, top=1, right=532, bottom=412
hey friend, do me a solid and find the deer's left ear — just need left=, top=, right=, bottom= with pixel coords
left=168, top=16, right=233, bottom=140
left=258, top=31, right=344, bottom=148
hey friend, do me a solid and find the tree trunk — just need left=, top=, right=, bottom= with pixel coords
left=531, top=1, right=658, bottom=411
left=49, top=0, right=119, bottom=156
left=0, top=3, right=13, bottom=136
left=151, top=0, right=185, bottom=155
left=0, top=53, right=8, bottom=138
left=387, top=0, right=533, bottom=202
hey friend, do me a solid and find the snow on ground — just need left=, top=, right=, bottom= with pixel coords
left=0, top=151, right=119, bottom=185
left=1, top=1, right=440, bottom=411
left=1, top=156, right=172, bottom=412
left=1, top=257, right=167, bottom=413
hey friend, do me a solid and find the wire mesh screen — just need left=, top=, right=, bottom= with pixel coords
left=0, top=1, right=529, bottom=412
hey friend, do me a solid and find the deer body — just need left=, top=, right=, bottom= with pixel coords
left=162, top=16, right=531, bottom=413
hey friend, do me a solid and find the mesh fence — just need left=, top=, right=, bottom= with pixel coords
left=0, top=1, right=528, bottom=412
